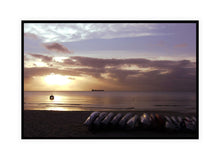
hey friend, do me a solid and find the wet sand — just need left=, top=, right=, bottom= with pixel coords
left=23, top=110, right=198, bottom=139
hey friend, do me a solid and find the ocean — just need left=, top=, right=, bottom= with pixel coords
left=23, top=91, right=197, bottom=114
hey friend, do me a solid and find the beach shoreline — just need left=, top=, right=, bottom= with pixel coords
left=23, top=110, right=198, bottom=139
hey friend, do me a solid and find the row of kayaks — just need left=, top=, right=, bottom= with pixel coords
left=83, top=112, right=197, bottom=131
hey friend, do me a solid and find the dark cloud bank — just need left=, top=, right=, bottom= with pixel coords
left=24, top=55, right=196, bottom=91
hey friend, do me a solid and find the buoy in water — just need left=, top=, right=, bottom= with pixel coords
left=50, top=95, right=54, bottom=100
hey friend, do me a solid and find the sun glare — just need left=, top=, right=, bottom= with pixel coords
left=44, top=74, right=71, bottom=85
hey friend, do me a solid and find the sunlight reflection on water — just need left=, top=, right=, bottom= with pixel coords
left=45, top=107, right=69, bottom=111
left=24, top=91, right=196, bottom=113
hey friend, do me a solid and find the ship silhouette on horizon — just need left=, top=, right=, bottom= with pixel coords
left=91, top=89, right=104, bottom=91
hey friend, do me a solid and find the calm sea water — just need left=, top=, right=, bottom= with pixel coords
left=24, top=91, right=196, bottom=114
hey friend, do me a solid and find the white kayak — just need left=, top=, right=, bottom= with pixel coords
left=171, top=116, right=181, bottom=128
left=177, top=116, right=182, bottom=123
left=165, top=116, right=179, bottom=130
left=185, top=121, right=196, bottom=131
left=184, top=116, right=196, bottom=131
left=165, top=121, right=177, bottom=130
left=93, top=112, right=108, bottom=126
left=140, top=113, right=151, bottom=127
left=110, top=113, right=123, bottom=125
left=176, top=116, right=186, bottom=128
left=192, top=116, right=197, bottom=122
left=184, top=116, right=191, bottom=122
left=164, top=116, right=172, bottom=123
left=119, top=113, right=133, bottom=127
left=101, top=112, right=115, bottom=126
left=83, top=112, right=100, bottom=126
left=127, top=115, right=139, bottom=129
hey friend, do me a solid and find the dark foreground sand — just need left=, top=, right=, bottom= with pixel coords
left=23, top=110, right=198, bottom=139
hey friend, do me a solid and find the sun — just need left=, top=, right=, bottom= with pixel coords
left=44, top=74, right=71, bottom=85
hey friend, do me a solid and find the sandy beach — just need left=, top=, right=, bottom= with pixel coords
left=23, top=110, right=198, bottom=139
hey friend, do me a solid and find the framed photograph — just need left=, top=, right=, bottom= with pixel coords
left=22, top=20, right=198, bottom=139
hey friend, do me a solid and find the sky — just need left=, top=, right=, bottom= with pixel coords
left=23, top=22, right=197, bottom=91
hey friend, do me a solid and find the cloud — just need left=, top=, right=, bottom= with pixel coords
left=24, top=54, right=30, bottom=61
left=99, top=67, right=196, bottom=91
left=61, top=56, right=194, bottom=70
left=24, top=32, right=38, bottom=39
left=28, top=53, right=53, bottom=62
left=68, top=77, right=75, bottom=80
left=174, top=43, right=188, bottom=48
left=43, top=43, right=71, bottom=53
left=61, top=56, right=151, bottom=68
left=24, top=23, right=158, bottom=43
left=24, top=67, right=81, bottom=80
left=24, top=56, right=196, bottom=91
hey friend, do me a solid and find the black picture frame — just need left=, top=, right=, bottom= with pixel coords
left=22, top=20, right=199, bottom=139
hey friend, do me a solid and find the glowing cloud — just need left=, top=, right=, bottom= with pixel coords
left=44, top=74, right=71, bottom=85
